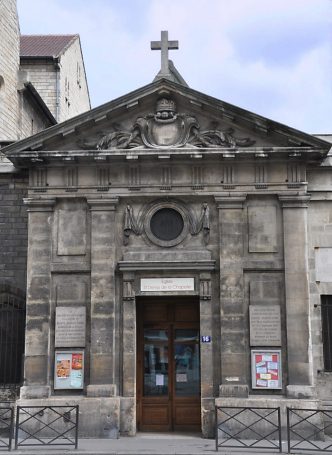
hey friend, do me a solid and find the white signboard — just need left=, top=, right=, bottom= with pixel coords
left=141, top=278, right=195, bottom=292
left=315, top=248, right=332, bottom=282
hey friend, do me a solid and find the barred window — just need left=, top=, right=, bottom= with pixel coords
left=321, top=296, right=332, bottom=371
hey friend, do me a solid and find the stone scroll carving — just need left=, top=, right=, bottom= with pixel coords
left=96, top=97, right=255, bottom=150
left=123, top=201, right=210, bottom=246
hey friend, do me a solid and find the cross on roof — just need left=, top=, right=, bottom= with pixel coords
left=151, top=31, right=179, bottom=76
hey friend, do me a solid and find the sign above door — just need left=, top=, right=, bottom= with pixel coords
left=141, top=278, right=195, bottom=292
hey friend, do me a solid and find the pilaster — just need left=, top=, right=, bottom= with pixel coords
left=20, top=198, right=55, bottom=399
left=86, top=197, right=119, bottom=397
left=215, top=194, right=249, bottom=398
left=279, top=195, right=314, bottom=398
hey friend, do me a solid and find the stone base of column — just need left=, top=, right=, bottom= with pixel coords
left=120, top=397, right=136, bottom=436
left=201, top=397, right=215, bottom=438
left=219, top=384, right=249, bottom=398
left=20, top=385, right=51, bottom=399
left=86, top=384, right=117, bottom=397
left=286, top=385, right=316, bottom=399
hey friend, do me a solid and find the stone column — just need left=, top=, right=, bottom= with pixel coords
left=199, top=272, right=215, bottom=438
left=215, top=195, right=248, bottom=398
left=20, top=198, right=55, bottom=399
left=121, top=272, right=136, bottom=435
left=86, top=197, right=119, bottom=397
left=279, top=195, right=314, bottom=397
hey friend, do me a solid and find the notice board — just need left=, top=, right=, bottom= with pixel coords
left=251, top=349, right=282, bottom=389
left=54, top=351, right=84, bottom=390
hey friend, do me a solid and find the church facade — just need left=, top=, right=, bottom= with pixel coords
left=2, top=31, right=332, bottom=437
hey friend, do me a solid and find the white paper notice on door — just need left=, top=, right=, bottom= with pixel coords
left=156, top=374, right=164, bottom=386
left=176, top=373, right=187, bottom=383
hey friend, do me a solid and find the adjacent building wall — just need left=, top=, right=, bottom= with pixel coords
left=0, top=0, right=20, bottom=141
left=20, top=37, right=90, bottom=123
left=0, top=172, right=28, bottom=294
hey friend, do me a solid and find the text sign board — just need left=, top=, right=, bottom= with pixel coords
left=141, top=278, right=195, bottom=292
left=249, top=305, right=281, bottom=346
left=55, top=306, right=86, bottom=347
left=251, top=349, right=282, bottom=389
left=54, top=351, right=84, bottom=390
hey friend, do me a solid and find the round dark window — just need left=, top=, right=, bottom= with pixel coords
left=150, top=208, right=184, bottom=241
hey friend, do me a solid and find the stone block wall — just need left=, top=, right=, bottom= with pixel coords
left=19, top=90, right=52, bottom=138
left=0, top=0, right=20, bottom=141
left=0, top=172, right=28, bottom=295
left=58, top=37, right=90, bottom=122
left=19, top=60, right=57, bottom=120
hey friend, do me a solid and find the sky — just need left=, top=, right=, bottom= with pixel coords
left=17, top=0, right=332, bottom=134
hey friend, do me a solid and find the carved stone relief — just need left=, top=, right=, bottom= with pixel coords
left=123, top=200, right=210, bottom=247
left=95, top=97, right=255, bottom=150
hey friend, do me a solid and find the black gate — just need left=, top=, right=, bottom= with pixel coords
left=0, top=288, right=25, bottom=388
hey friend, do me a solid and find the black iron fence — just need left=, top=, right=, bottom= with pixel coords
left=0, top=404, right=14, bottom=451
left=287, top=407, right=332, bottom=453
left=215, top=405, right=332, bottom=453
left=14, top=405, right=79, bottom=449
left=215, top=406, right=282, bottom=452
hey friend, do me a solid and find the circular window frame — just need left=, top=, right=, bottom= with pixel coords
left=144, top=202, right=189, bottom=247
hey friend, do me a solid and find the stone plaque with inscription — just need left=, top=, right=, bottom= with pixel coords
left=249, top=305, right=281, bottom=346
left=55, top=306, right=86, bottom=347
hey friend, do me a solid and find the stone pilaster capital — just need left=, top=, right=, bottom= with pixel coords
left=23, top=197, right=56, bottom=212
left=278, top=194, right=311, bottom=209
left=87, top=197, right=119, bottom=211
left=214, top=193, right=247, bottom=209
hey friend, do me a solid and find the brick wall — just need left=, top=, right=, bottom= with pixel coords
left=0, top=172, right=28, bottom=295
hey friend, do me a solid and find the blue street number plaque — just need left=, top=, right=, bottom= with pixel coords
left=201, top=336, right=211, bottom=343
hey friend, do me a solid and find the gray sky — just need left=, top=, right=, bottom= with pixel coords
left=17, top=0, right=332, bottom=134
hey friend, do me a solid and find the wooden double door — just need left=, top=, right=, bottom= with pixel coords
left=137, top=297, right=201, bottom=431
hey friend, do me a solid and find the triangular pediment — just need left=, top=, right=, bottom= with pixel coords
left=3, top=78, right=330, bottom=166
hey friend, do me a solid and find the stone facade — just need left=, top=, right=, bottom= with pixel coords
left=20, top=36, right=90, bottom=122
left=2, top=77, right=332, bottom=437
left=0, top=0, right=20, bottom=142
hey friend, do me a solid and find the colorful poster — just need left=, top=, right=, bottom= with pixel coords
left=56, top=359, right=70, bottom=379
left=54, top=351, right=84, bottom=390
left=251, top=350, right=282, bottom=389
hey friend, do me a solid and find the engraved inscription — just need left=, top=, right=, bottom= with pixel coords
left=249, top=305, right=281, bottom=346
left=55, top=306, right=86, bottom=347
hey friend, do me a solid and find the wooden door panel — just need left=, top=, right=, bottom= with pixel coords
left=174, top=403, right=201, bottom=426
left=174, top=303, right=199, bottom=322
left=142, top=404, right=170, bottom=425
left=137, top=298, right=200, bottom=432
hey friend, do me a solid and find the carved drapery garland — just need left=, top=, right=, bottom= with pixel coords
left=94, top=97, right=255, bottom=150
left=124, top=201, right=210, bottom=246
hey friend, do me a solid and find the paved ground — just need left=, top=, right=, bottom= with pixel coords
left=9, top=432, right=289, bottom=454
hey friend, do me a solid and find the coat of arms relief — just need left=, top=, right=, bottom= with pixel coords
left=95, top=97, right=255, bottom=150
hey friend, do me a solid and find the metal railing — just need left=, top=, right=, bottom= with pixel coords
left=287, top=407, right=332, bottom=453
left=0, top=404, right=14, bottom=451
left=215, top=406, right=282, bottom=452
left=15, top=405, right=79, bottom=449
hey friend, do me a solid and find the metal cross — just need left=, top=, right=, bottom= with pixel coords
left=151, top=31, right=179, bottom=76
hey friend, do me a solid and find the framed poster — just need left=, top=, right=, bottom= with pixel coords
left=251, top=349, right=282, bottom=389
left=54, top=351, right=84, bottom=390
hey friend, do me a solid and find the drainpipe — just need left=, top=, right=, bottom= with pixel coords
left=54, top=57, right=60, bottom=122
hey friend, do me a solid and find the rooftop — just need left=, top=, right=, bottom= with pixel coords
left=20, top=34, right=78, bottom=58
